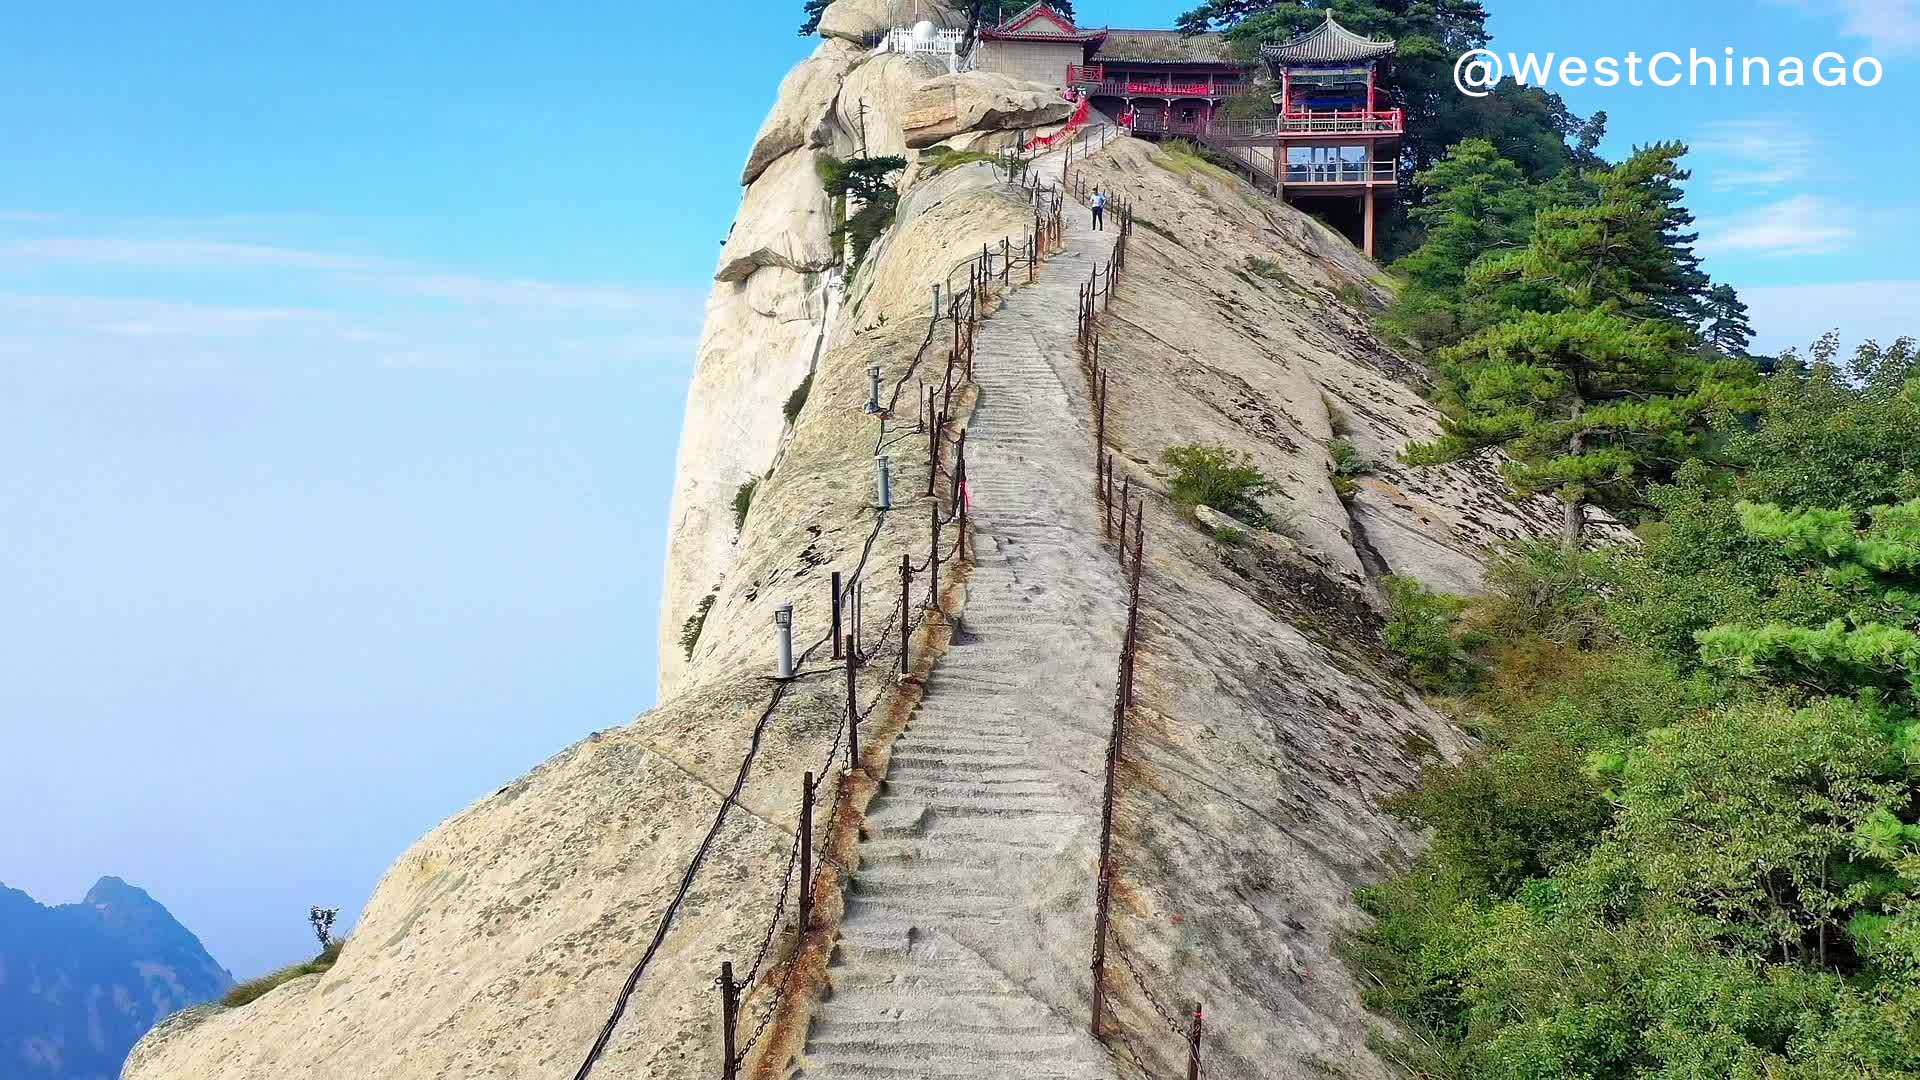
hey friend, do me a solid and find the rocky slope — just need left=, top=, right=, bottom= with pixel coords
left=125, top=5, right=1570, bottom=1078
left=1, top=877, right=230, bottom=1080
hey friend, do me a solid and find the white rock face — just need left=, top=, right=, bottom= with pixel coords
left=126, top=42, right=1588, bottom=1080
left=817, top=0, right=962, bottom=44
left=739, top=39, right=861, bottom=186
left=902, top=71, right=1073, bottom=148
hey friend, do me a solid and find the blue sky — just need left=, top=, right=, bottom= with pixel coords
left=1, top=1, right=1914, bottom=980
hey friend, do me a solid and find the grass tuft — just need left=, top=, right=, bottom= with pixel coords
left=222, top=943, right=340, bottom=1008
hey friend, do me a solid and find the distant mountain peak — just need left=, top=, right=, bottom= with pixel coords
left=1, top=878, right=230, bottom=1079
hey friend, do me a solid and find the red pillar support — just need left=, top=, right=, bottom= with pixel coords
left=1367, top=62, right=1377, bottom=114
left=1364, top=185, right=1377, bottom=259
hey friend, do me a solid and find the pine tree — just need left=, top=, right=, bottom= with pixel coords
left=1407, top=146, right=1758, bottom=542
left=1385, top=138, right=1542, bottom=347
left=1701, top=283, right=1755, bottom=358
left=799, top=0, right=831, bottom=35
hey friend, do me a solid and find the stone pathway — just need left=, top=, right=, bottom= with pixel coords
left=798, top=150, right=1128, bottom=1079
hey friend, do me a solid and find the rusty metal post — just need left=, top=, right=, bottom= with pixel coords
left=1002, top=237, right=1010, bottom=284
left=1105, top=454, right=1115, bottom=535
left=956, top=452, right=968, bottom=560
left=899, top=554, right=911, bottom=675
left=927, top=498, right=940, bottom=611
left=799, top=772, right=815, bottom=931
left=845, top=632, right=860, bottom=764
left=1132, top=500, right=1145, bottom=589
left=1118, top=479, right=1131, bottom=561
left=719, top=962, right=739, bottom=1080
left=1188, top=1004, right=1203, bottom=1080
left=830, top=572, right=843, bottom=660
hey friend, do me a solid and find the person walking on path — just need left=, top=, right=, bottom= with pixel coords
left=1091, top=189, right=1106, bottom=231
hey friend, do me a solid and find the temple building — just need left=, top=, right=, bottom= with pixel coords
left=966, top=5, right=1403, bottom=257
left=1226, top=14, right=1401, bottom=257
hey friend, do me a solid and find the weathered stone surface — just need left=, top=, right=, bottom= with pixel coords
left=902, top=71, right=1072, bottom=148
left=123, top=157, right=1024, bottom=1080
left=817, top=0, right=962, bottom=44
left=740, top=38, right=861, bottom=185
left=826, top=51, right=942, bottom=161
left=129, top=68, right=1599, bottom=1080
left=714, top=149, right=836, bottom=284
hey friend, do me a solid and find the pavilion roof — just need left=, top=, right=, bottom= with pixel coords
left=1261, top=13, right=1396, bottom=64
left=1093, top=29, right=1240, bottom=66
left=979, top=2, right=1107, bottom=44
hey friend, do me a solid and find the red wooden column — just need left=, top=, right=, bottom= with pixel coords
left=1364, top=185, right=1377, bottom=258
left=1367, top=62, right=1377, bottom=114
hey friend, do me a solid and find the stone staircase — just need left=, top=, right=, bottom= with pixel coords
left=797, top=153, right=1127, bottom=1079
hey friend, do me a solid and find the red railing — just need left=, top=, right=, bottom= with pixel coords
left=1212, top=111, right=1403, bottom=137
left=1080, top=78, right=1242, bottom=99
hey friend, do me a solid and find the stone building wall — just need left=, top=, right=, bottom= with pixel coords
left=974, top=39, right=1081, bottom=88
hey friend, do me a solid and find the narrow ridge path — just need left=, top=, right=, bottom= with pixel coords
left=798, top=150, right=1128, bottom=1079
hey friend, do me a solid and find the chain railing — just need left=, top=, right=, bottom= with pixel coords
left=646, top=176, right=1076, bottom=1080
left=1076, top=172, right=1208, bottom=1080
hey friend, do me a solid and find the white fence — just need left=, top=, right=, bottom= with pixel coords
left=876, top=26, right=976, bottom=73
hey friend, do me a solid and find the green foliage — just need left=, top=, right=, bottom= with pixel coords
left=223, top=942, right=341, bottom=1008
left=919, top=146, right=1000, bottom=176
left=1384, top=138, right=1550, bottom=348
left=1162, top=443, right=1273, bottom=527
left=1703, top=282, right=1756, bottom=358
left=817, top=154, right=908, bottom=272
left=678, top=593, right=716, bottom=662
left=1243, top=255, right=1299, bottom=291
left=731, top=478, right=759, bottom=533
left=1328, top=436, right=1370, bottom=499
left=1154, top=139, right=1240, bottom=182
left=1405, top=145, right=1761, bottom=539
left=783, top=372, right=813, bottom=425
left=1353, top=329, right=1920, bottom=1075
left=1383, top=576, right=1481, bottom=692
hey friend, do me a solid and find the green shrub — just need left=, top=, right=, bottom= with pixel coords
left=817, top=154, right=907, bottom=272
left=1383, top=576, right=1481, bottom=692
left=920, top=146, right=998, bottom=176
left=1328, top=436, right=1372, bottom=499
left=223, top=942, right=340, bottom=1008
left=1156, top=139, right=1239, bottom=182
left=1162, top=443, right=1273, bottom=527
left=1243, top=256, right=1299, bottom=292
left=731, top=478, right=759, bottom=533
left=1213, top=525, right=1247, bottom=546
left=783, top=372, right=813, bottom=425
left=678, top=593, right=716, bottom=661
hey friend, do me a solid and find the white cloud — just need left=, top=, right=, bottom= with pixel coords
left=1739, top=278, right=1920, bottom=354
left=1772, top=0, right=1920, bottom=54
left=0, top=292, right=329, bottom=339
left=1694, top=118, right=1817, bottom=192
left=0, top=234, right=701, bottom=317
left=1698, top=195, right=1856, bottom=257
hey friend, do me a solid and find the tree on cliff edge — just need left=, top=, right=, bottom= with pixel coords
left=1406, top=145, right=1759, bottom=543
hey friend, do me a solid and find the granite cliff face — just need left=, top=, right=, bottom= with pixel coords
left=0, top=877, right=230, bottom=1080
left=125, top=5, right=1568, bottom=1078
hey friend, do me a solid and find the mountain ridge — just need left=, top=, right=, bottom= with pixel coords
left=0, top=875, right=231, bottom=1080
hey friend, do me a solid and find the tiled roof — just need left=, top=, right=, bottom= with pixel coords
left=980, top=2, right=1104, bottom=42
left=1093, top=29, right=1239, bottom=66
left=1261, top=13, right=1396, bottom=64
